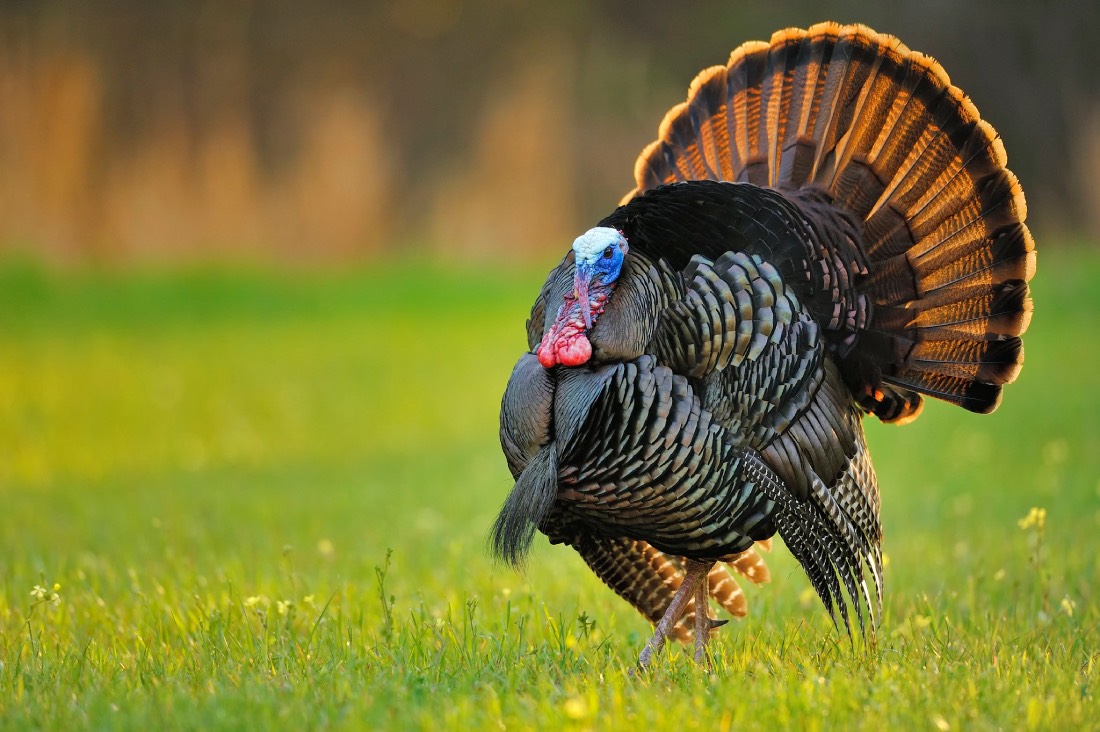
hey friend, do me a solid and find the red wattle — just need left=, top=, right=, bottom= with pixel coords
left=556, top=334, right=592, bottom=366
left=537, top=331, right=559, bottom=367
left=535, top=280, right=613, bottom=369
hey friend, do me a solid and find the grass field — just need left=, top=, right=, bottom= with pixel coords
left=0, top=247, right=1097, bottom=730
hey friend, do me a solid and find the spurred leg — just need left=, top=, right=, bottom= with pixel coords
left=637, top=559, right=715, bottom=669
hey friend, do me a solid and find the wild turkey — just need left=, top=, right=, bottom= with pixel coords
left=493, top=22, right=1035, bottom=668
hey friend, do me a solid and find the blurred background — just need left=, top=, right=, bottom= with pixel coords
left=2, top=3, right=1099, bottom=725
left=1, top=0, right=1098, bottom=265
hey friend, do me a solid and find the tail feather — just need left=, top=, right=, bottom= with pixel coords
left=731, top=42, right=772, bottom=186
left=686, top=66, right=731, bottom=181
left=626, top=22, right=1035, bottom=421
left=771, top=32, right=814, bottom=187
left=758, top=30, right=802, bottom=187
left=812, top=29, right=894, bottom=195
left=885, top=371, right=1003, bottom=413
left=925, top=225, right=1035, bottom=295
left=910, top=335, right=1023, bottom=383
left=912, top=280, right=1033, bottom=335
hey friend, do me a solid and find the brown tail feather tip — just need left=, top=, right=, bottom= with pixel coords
left=977, top=336, right=1025, bottom=385
left=988, top=280, right=1034, bottom=336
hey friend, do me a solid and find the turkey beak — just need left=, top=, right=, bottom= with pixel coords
left=574, top=265, right=593, bottom=330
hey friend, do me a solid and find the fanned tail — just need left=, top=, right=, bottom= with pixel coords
left=626, top=22, right=1035, bottom=423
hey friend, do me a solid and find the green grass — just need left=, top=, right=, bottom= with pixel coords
left=0, top=248, right=1097, bottom=730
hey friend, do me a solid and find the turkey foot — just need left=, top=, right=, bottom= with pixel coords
left=637, top=559, right=716, bottom=670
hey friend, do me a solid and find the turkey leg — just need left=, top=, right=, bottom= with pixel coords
left=637, top=558, right=716, bottom=669
left=693, top=569, right=713, bottom=665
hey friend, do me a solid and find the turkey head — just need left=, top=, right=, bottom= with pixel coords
left=536, top=227, right=628, bottom=368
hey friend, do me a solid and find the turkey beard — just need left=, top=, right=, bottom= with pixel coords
left=536, top=278, right=614, bottom=368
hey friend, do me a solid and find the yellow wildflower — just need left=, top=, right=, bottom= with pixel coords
left=563, top=696, right=588, bottom=720
left=1017, top=507, right=1046, bottom=530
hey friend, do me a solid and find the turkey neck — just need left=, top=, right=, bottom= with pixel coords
left=535, top=252, right=670, bottom=368
left=585, top=252, right=671, bottom=364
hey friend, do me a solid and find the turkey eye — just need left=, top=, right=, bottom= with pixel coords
left=603, top=247, right=614, bottom=259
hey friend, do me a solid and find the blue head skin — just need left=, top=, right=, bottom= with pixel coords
left=571, top=227, right=629, bottom=328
